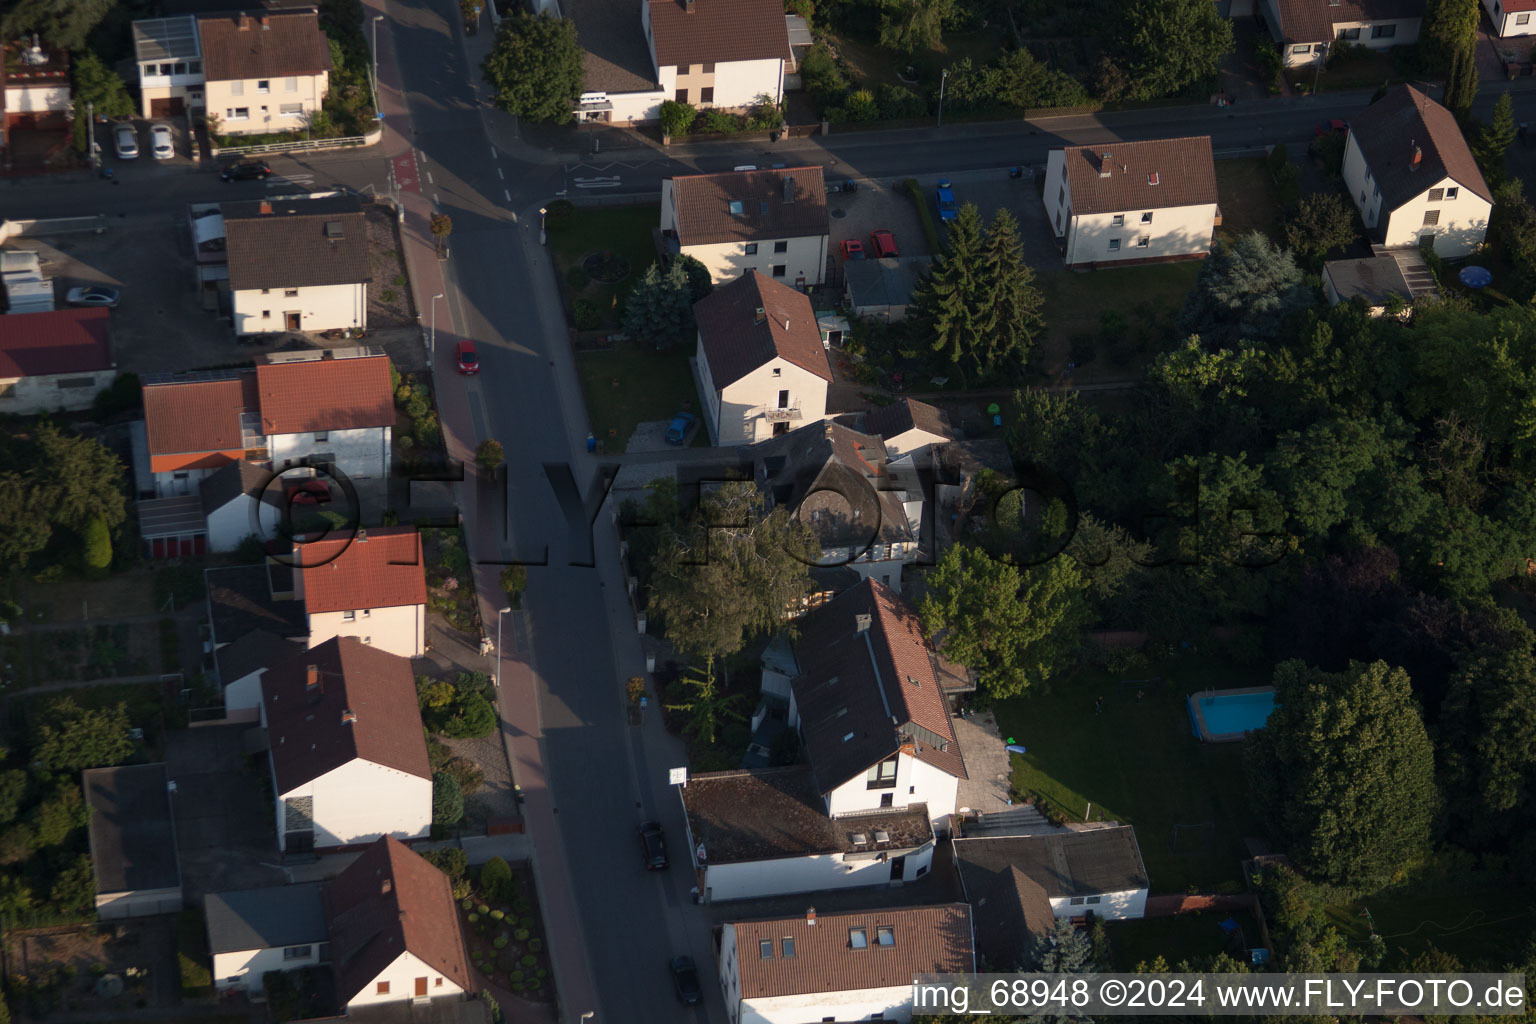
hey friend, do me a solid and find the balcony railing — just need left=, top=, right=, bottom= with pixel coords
left=763, top=404, right=802, bottom=422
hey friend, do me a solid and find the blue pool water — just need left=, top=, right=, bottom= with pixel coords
left=1192, top=690, right=1276, bottom=738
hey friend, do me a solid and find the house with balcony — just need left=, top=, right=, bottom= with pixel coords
left=0, top=308, right=116, bottom=414
left=718, top=904, right=974, bottom=1024
left=224, top=195, right=371, bottom=335
left=1261, top=0, right=1423, bottom=66
left=1042, top=137, right=1219, bottom=268
left=198, top=10, right=331, bottom=135
left=663, top=167, right=830, bottom=285
left=1342, top=85, right=1493, bottom=257
left=132, top=16, right=203, bottom=118
left=694, top=270, right=832, bottom=446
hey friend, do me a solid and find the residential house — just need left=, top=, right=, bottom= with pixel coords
left=1482, top=0, right=1536, bottom=35
left=1341, top=85, right=1493, bottom=257
left=224, top=195, right=370, bottom=335
left=717, top=904, right=974, bottom=1024
left=204, top=562, right=308, bottom=650
left=843, top=257, right=925, bottom=321
left=325, top=836, right=474, bottom=1009
left=260, top=637, right=432, bottom=852
left=953, top=828, right=1151, bottom=929
left=677, top=766, right=937, bottom=902
left=294, top=526, right=428, bottom=659
left=142, top=372, right=262, bottom=497
left=861, top=397, right=955, bottom=467
left=645, top=0, right=790, bottom=111
left=694, top=270, right=832, bottom=445
left=952, top=849, right=1057, bottom=972
left=0, top=308, right=116, bottom=413
left=1042, top=137, right=1219, bottom=268
left=1321, top=250, right=1437, bottom=314
left=200, top=459, right=282, bottom=553
left=564, top=0, right=665, bottom=125
left=198, top=10, right=331, bottom=134
left=132, top=16, right=204, bottom=118
left=205, top=882, right=328, bottom=992
left=214, top=627, right=296, bottom=715
left=2, top=37, right=70, bottom=148
left=790, top=578, right=967, bottom=828
left=663, top=167, right=830, bottom=285
left=1260, top=0, right=1423, bottom=66
left=83, top=764, right=183, bottom=920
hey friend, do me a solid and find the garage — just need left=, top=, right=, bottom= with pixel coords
left=149, top=96, right=185, bottom=117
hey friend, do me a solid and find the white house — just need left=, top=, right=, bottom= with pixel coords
left=861, top=397, right=955, bottom=467
left=694, top=270, right=832, bottom=446
left=2, top=37, right=70, bottom=144
left=1261, top=0, right=1423, bottom=65
left=260, top=637, right=432, bottom=853
left=1483, top=0, right=1536, bottom=35
left=0, top=308, right=116, bottom=414
left=954, top=828, right=1151, bottom=931
left=294, top=526, right=428, bottom=659
left=678, top=766, right=937, bottom=902
left=198, top=10, right=331, bottom=134
left=1321, top=250, right=1437, bottom=315
left=131, top=16, right=204, bottom=118
left=718, top=904, right=974, bottom=1024
left=205, top=882, right=327, bottom=993
left=83, top=764, right=183, bottom=920
left=200, top=460, right=282, bottom=553
left=224, top=196, right=370, bottom=335
left=325, top=836, right=474, bottom=1010
left=1341, top=85, right=1493, bottom=257
left=645, top=0, right=789, bottom=110
left=214, top=628, right=297, bottom=717
left=1042, top=137, right=1219, bottom=268
left=664, top=167, right=830, bottom=286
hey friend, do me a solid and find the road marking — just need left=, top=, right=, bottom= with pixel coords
left=572, top=175, right=622, bottom=189
left=489, top=146, right=497, bottom=161
left=426, top=170, right=434, bottom=184
left=496, top=167, right=504, bottom=180
left=433, top=193, right=440, bottom=204
left=504, top=188, right=511, bottom=202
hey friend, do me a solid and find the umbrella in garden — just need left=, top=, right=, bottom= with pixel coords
left=1459, top=266, right=1493, bottom=288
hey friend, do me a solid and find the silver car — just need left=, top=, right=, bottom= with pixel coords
left=149, top=123, right=173, bottom=160
left=113, top=123, right=139, bottom=159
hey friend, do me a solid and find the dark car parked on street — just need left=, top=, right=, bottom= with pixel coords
left=639, top=820, right=668, bottom=870
left=221, top=160, right=272, bottom=181
left=670, top=956, right=702, bottom=1005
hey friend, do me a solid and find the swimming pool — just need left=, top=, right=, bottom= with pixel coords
left=1188, top=687, right=1277, bottom=742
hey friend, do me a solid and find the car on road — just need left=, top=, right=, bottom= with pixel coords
left=1315, top=118, right=1349, bottom=136
left=65, top=285, right=120, bottom=308
left=869, top=229, right=900, bottom=258
left=664, top=411, right=695, bottom=446
left=639, top=820, right=668, bottom=869
left=935, top=179, right=957, bottom=222
left=840, top=238, right=866, bottom=261
left=113, top=124, right=139, bottom=160
left=455, top=340, right=479, bottom=375
left=670, top=956, right=702, bottom=1005
left=150, top=123, right=174, bottom=159
left=220, top=160, right=272, bottom=181
left=285, top=480, right=331, bottom=505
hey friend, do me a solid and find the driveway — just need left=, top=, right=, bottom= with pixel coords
left=918, top=169, right=1060, bottom=268
left=164, top=724, right=285, bottom=899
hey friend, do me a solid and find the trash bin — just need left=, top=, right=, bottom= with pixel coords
left=586, top=433, right=597, bottom=453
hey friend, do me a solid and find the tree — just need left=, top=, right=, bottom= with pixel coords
left=1283, top=192, right=1360, bottom=269
left=675, top=254, right=713, bottom=303
left=1177, top=232, right=1310, bottom=345
left=1443, top=36, right=1479, bottom=121
left=912, top=203, right=985, bottom=365
left=500, top=564, right=527, bottom=608
left=664, top=655, right=746, bottom=745
left=1245, top=660, right=1438, bottom=892
left=1112, top=0, right=1233, bottom=100
left=479, top=855, right=513, bottom=900
left=475, top=439, right=504, bottom=472
left=28, top=781, right=88, bottom=847
left=1424, top=0, right=1480, bottom=69
left=3, top=0, right=116, bottom=51
left=432, top=772, right=464, bottom=825
left=977, top=207, right=1046, bottom=374
left=920, top=544, right=1090, bottom=701
left=877, top=0, right=954, bottom=55
left=481, top=11, right=585, bottom=124
left=33, top=698, right=133, bottom=772
left=440, top=692, right=497, bottom=738
left=620, top=261, right=693, bottom=348
left=1436, top=645, right=1536, bottom=846
left=429, top=213, right=453, bottom=256
left=69, top=52, right=134, bottom=154
left=49, top=854, right=96, bottom=918
left=81, top=516, right=112, bottom=577
left=0, top=770, right=27, bottom=825
left=1473, top=91, right=1517, bottom=187
left=658, top=100, right=696, bottom=137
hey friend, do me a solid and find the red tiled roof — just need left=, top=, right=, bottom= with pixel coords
left=1061, top=136, right=1217, bottom=217
left=296, top=526, right=427, bottom=613
left=255, top=354, right=395, bottom=435
left=196, top=10, right=332, bottom=82
left=695, top=270, right=831, bottom=389
left=671, top=166, right=828, bottom=246
left=647, top=0, right=792, bottom=68
left=730, top=904, right=973, bottom=999
left=0, top=308, right=113, bottom=378
left=143, top=377, right=248, bottom=456
left=261, top=636, right=430, bottom=793
left=324, top=836, right=473, bottom=1006
left=1348, top=85, right=1493, bottom=207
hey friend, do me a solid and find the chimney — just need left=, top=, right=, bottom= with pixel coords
left=1148, top=172, right=1160, bottom=186
left=754, top=306, right=765, bottom=324
left=806, top=907, right=816, bottom=926
left=259, top=200, right=272, bottom=216
left=356, top=528, right=368, bottom=543
left=1098, top=152, right=1112, bottom=178
left=1410, top=144, right=1423, bottom=171
left=260, top=14, right=270, bottom=28
left=381, top=878, right=392, bottom=894
left=305, top=665, right=322, bottom=702
left=685, top=0, right=695, bottom=11
left=341, top=709, right=357, bottom=725
left=855, top=613, right=872, bottom=633
left=238, top=14, right=253, bottom=30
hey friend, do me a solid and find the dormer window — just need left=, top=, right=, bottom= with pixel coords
left=849, top=927, right=868, bottom=949
left=728, top=200, right=744, bottom=215
left=759, top=939, right=773, bottom=958
left=876, top=926, right=895, bottom=946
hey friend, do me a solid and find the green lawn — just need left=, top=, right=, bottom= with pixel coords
left=1034, top=262, right=1201, bottom=380
left=575, top=340, right=703, bottom=451
left=1289, top=50, right=1402, bottom=93
left=1215, top=157, right=1285, bottom=244
left=1108, top=908, right=1263, bottom=970
left=1326, top=877, right=1536, bottom=969
left=994, top=656, right=1267, bottom=893
left=547, top=204, right=661, bottom=331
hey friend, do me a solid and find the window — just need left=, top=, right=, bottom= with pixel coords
left=283, top=946, right=311, bottom=961
left=1520, top=12, right=1532, bottom=22
left=261, top=288, right=271, bottom=295
left=0, top=383, right=15, bottom=399
left=261, top=310, right=271, bottom=319
left=1058, top=184, right=1065, bottom=206
left=190, top=61, right=202, bottom=73
left=363, top=636, right=372, bottom=644
left=257, top=80, right=270, bottom=93
left=436, top=978, right=443, bottom=987
left=315, top=431, right=328, bottom=442
left=56, top=377, right=97, bottom=389
left=1111, top=214, right=1125, bottom=227
left=377, top=982, right=390, bottom=995
left=774, top=240, right=788, bottom=253
left=1427, top=188, right=1445, bottom=202
left=728, top=199, right=744, bottom=215
left=703, top=62, right=716, bottom=73
left=1086, top=896, right=1102, bottom=904
left=1423, top=210, right=1440, bottom=226
left=280, top=103, right=303, bottom=115
left=1137, top=236, right=1151, bottom=248
left=759, top=939, right=774, bottom=959
left=1338, top=26, right=1360, bottom=38
left=144, top=64, right=156, bottom=76
left=679, top=64, right=691, bottom=74
left=230, top=107, right=250, bottom=120
left=231, top=80, right=244, bottom=96
left=866, top=758, right=897, bottom=788
left=1371, top=23, right=1396, bottom=37
left=745, top=243, right=758, bottom=255
left=1446, top=187, right=1460, bottom=199
left=1108, top=238, right=1121, bottom=251
left=1360, top=191, right=1368, bottom=204
left=772, top=265, right=786, bottom=277
left=880, top=792, right=894, bottom=807
left=285, top=288, right=299, bottom=297
left=1420, top=234, right=1437, bottom=248
left=361, top=609, right=371, bottom=618
left=285, top=76, right=299, bottom=91
left=782, top=937, right=795, bottom=957
left=876, top=926, right=895, bottom=946
left=343, top=610, right=356, bottom=621
left=1069, top=896, right=1086, bottom=906
left=675, top=89, right=688, bottom=104
left=1291, top=44, right=1312, bottom=54
left=849, top=927, right=868, bottom=949
left=700, top=87, right=714, bottom=104
left=1140, top=211, right=1153, bottom=224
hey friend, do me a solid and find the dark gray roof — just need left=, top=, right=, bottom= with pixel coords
left=199, top=459, right=279, bottom=517
left=83, top=764, right=182, bottom=895
left=205, top=882, right=326, bottom=953
left=954, top=858, right=1055, bottom=972
left=206, top=563, right=307, bottom=647
left=1323, top=252, right=1436, bottom=306
left=222, top=196, right=371, bottom=291
left=953, top=828, right=1149, bottom=900
left=215, top=628, right=297, bottom=685
left=862, top=397, right=954, bottom=444
left=1348, top=85, right=1493, bottom=209
left=566, top=0, right=660, bottom=92
left=136, top=495, right=208, bottom=541
left=843, top=258, right=924, bottom=312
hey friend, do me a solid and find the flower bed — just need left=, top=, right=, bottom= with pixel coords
left=460, top=860, right=556, bottom=1003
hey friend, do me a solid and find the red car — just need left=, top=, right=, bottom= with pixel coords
left=456, top=339, right=479, bottom=375
left=285, top=480, right=331, bottom=505
left=840, top=239, right=866, bottom=261
left=1314, top=118, right=1349, bottom=137
left=869, top=229, right=900, bottom=258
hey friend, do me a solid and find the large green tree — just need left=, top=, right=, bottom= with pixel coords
left=1282, top=192, right=1360, bottom=270
left=1112, top=0, right=1233, bottom=100
left=1443, top=35, right=1479, bottom=121
left=481, top=12, right=584, bottom=124
left=621, top=261, right=693, bottom=348
left=1245, top=660, right=1438, bottom=892
left=3, top=0, right=116, bottom=50
left=32, top=697, right=134, bottom=773
left=70, top=52, right=134, bottom=154
left=1437, top=645, right=1536, bottom=847
left=877, top=0, right=954, bottom=55
left=1473, top=91, right=1517, bottom=188
left=1177, top=231, right=1310, bottom=345
left=664, top=655, right=746, bottom=746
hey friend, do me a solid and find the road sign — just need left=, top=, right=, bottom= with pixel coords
left=669, top=767, right=688, bottom=786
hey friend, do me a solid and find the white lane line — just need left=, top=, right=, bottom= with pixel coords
left=489, top=146, right=497, bottom=161
left=497, top=167, right=504, bottom=180
left=433, top=193, right=440, bottom=204
left=504, top=189, right=511, bottom=202
left=426, top=171, right=434, bottom=184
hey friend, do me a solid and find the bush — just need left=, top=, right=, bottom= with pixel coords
left=528, top=937, right=544, bottom=952
left=423, top=846, right=468, bottom=880
left=904, top=178, right=943, bottom=254
left=572, top=299, right=601, bottom=330
left=544, top=199, right=574, bottom=227
left=381, top=289, right=397, bottom=303
left=481, top=856, right=513, bottom=901
left=432, top=771, right=464, bottom=825
left=93, top=373, right=142, bottom=419
left=476, top=439, right=505, bottom=471
left=700, top=109, right=740, bottom=133
left=441, top=692, right=497, bottom=738
left=501, top=564, right=527, bottom=608
left=493, top=935, right=508, bottom=949
left=490, top=908, right=506, bottom=921
left=81, top=518, right=112, bottom=578
left=444, top=755, right=486, bottom=795
left=514, top=927, right=530, bottom=941
left=876, top=83, right=926, bottom=119
left=565, top=266, right=590, bottom=290
left=658, top=99, right=697, bottom=137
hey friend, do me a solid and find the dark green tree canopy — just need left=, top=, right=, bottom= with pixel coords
left=621, top=261, right=693, bottom=348
left=1111, top=0, right=1234, bottom=100
left=481, top=12, right=585, bottom=124
left=1178, top=232, right=1310, bottom=345
left=32, top=697, right=134, bottom=773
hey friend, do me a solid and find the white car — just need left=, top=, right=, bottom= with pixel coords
left=150, top=123, right=173, bottom=160
left=113, top=123, right=138, bottom=159
left=65, top=285, right=120, bottom=308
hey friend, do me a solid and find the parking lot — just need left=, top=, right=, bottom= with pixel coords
left=91, top=116, right=201, bottom=175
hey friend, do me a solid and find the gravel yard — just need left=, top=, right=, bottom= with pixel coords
left=365, top=203, right=415, bottom=328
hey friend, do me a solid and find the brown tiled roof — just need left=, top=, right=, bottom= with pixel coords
left=753, top=421, right=913, bottom=551
left=679, top=767, right=932, bottom=864
left=672, top=166, right=828, bottom=245
left=695, top=270, right=831, bottom=388
left=862, top=398, right=953, bottom=444
left=791, top=578, right=966, bottom=792
left=143, top=376, right=248, bottom=455
left=1348, top=85, right=1493, bottom=207
left=1271, top=0, right=1424, bottom=45
left=296, top=526, right=427, bottom=613
left=0, top=308, right=113, bottom=378
left=730, top=904, right=973, bottom=999
left=261, top=636, right=430, bottom=793
left=255, top=353, right=395, bottom=435
left=954, top=853, right=1056, bottom=971
left=196, top=10, right=332, bottom=81
left=222, top=195, right=370, bottom=291
left=324, top=836, right=473, bottom=1006
left=567, top=0, right=660, bottom=92
left=1061, top=137, right=1217, bottom=217
left=647, top=0, right=792, bottom=67
left=953, top=829, right=1150, bottom=901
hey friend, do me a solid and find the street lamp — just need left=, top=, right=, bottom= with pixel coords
left=371, top=15, right=384, bottom=114
left=936, top=69, right=949, bottom=129
left=495, top=606, right=512, bottom=689
left=579, top=1014, right=595, bottom=1023
left=429, top=292, right=444, bottom=360
left=538, top=206, right=547, bottom=245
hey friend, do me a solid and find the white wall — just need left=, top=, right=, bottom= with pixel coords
left=695, top=332, right=722, bottom=442
left=97, top=887, right=183, bottom=919
left=223, top=667, right=268, bottom=712
left=206, top=494, right=281, bottom=553
left=267, top=426, right=392, bottom=482
left=1341, top=133, right=1381, bottom=229
left=232, top=282, right=366, bottom=335
left=1064, top=203, right=1217, bottom=265
left=1328, top=17, right=1420, bottom=53
left=1042, top=149, right=1069, bottom=240
left=716, top=357, right=828, bottom=446
left=306, top=604, right=424, bottom=659
left=207, top=72, right=328, bottom=135
left=825, top=753, right=958, bottom=824
left=742, top=986, right=919, bottom=1024
left=660, top=57, right=784, bottom=110
left=0, top=368, right=115, bottom=415
left=154, top=463, right=228, bottom=498
left=1048, top=886, right=1148, bottom=922
left=213, top=943, right=322, bottom=993
left=276, top=758, right=431, bottom=852
left=344, top=950, right=465, bottom=1009
left=681, top=234, right=828, bottom=286
left=7, top=84, right=69, bottom=113
left=1485, top=0, right=1536, bottom=35
left=702, top=842, right=934, bottom=902
left=1342, top=136, right=1490, bottom=257
left=882, top=427, right=949, bottom=463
